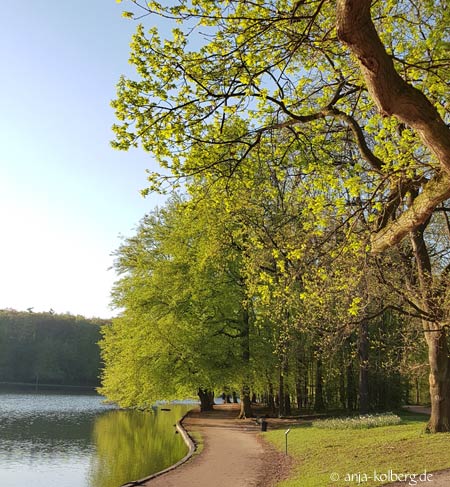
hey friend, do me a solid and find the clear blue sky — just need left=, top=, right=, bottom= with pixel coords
left=0, top=1, right=166, bottom=318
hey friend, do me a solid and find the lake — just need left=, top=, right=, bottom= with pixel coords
left=0, top=393, right=193, bottom=487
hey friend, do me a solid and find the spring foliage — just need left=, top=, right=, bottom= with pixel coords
left=102, top=1, right=450, bottom=418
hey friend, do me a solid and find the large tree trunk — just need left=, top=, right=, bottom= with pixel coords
left=198, top=388, right=214, bottom=412
left=425, top=328, right=450, bottom=432
left=410, top=228, right=450, bottom=432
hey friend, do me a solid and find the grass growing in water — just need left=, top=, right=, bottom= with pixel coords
left=264, top=413, right=450, bottom=487
left=312, top=413, right=401, bottom=430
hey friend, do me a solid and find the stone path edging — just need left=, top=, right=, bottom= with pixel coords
left=120, top=410, right=196, bottom=487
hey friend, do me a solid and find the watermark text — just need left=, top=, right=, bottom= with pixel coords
left=329, top=470, right=433, bottom=485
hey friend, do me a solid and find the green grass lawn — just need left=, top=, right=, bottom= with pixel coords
left=264, top=413, right=450, bottom=487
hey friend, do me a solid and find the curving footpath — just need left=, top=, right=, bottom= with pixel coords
left=124, top=403, right=450, bottom=487
left=139, top=404, right=287, bottom=487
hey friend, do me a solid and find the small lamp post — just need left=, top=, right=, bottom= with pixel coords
left=285, top=428, right=291, bottom=455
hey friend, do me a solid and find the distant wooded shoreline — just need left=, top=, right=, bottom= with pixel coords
left=0, top=309, right=109, bottom=390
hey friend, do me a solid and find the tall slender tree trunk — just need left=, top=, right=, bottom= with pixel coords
left=284, top=392, right=292, bottom=416
left=283, top=356, right=291, bottom=415
left=268, top=380, right=276, bottom=414
left=314, top=358, right=325, bottom=412
left=346, top=360, right=356, bottom=411
left=338, top=348, right=346, bottom=410
left=278, top=351, right=291, bottom=417
left=278, top=365, right=285, bottom=417
left=238, top=306, right=254, bottom=419
left=415, top=377, right=420, bottom=405
left=239, top=384, right=253, bottom=419
left=296, top=379, right=303, bottom=412
left=295, top=346, right=305, bottom=412
left=358, top=319, right=370, bottom=414
left=304, top=376, right=309, bottom=410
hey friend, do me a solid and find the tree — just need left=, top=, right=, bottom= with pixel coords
left=100, top=198, right=258, bottom=411
left=112, top=0, right=450, bottom=431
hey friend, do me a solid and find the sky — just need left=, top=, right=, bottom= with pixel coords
left=0, top=1, right=167, bottom=318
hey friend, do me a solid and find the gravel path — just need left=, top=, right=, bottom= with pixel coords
left=136, top=403, right=450, bottom=487
left=142, top=404, right=289, bottom=487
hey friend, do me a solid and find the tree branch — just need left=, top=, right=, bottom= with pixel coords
left=371, top=171, right=450, bottom=253
left=336, top=0, right=450, bottom=176
left=336, top=0, right=450, bottom=253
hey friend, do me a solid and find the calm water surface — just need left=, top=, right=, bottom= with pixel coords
left=0, top=393, right=192, bottom=487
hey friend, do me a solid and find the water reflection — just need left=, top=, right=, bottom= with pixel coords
left=89, top=407, right=190, bottom=487
left=0, top=393, right=193, bottom=487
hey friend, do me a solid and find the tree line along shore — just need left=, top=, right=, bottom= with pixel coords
left=0, top=309, right=106, bottom=389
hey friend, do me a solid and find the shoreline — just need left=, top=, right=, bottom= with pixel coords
left=120, top=408, right=196, bottom=487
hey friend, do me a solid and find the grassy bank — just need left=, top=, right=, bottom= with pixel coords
left=264, top=413, right=450, bottom=487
